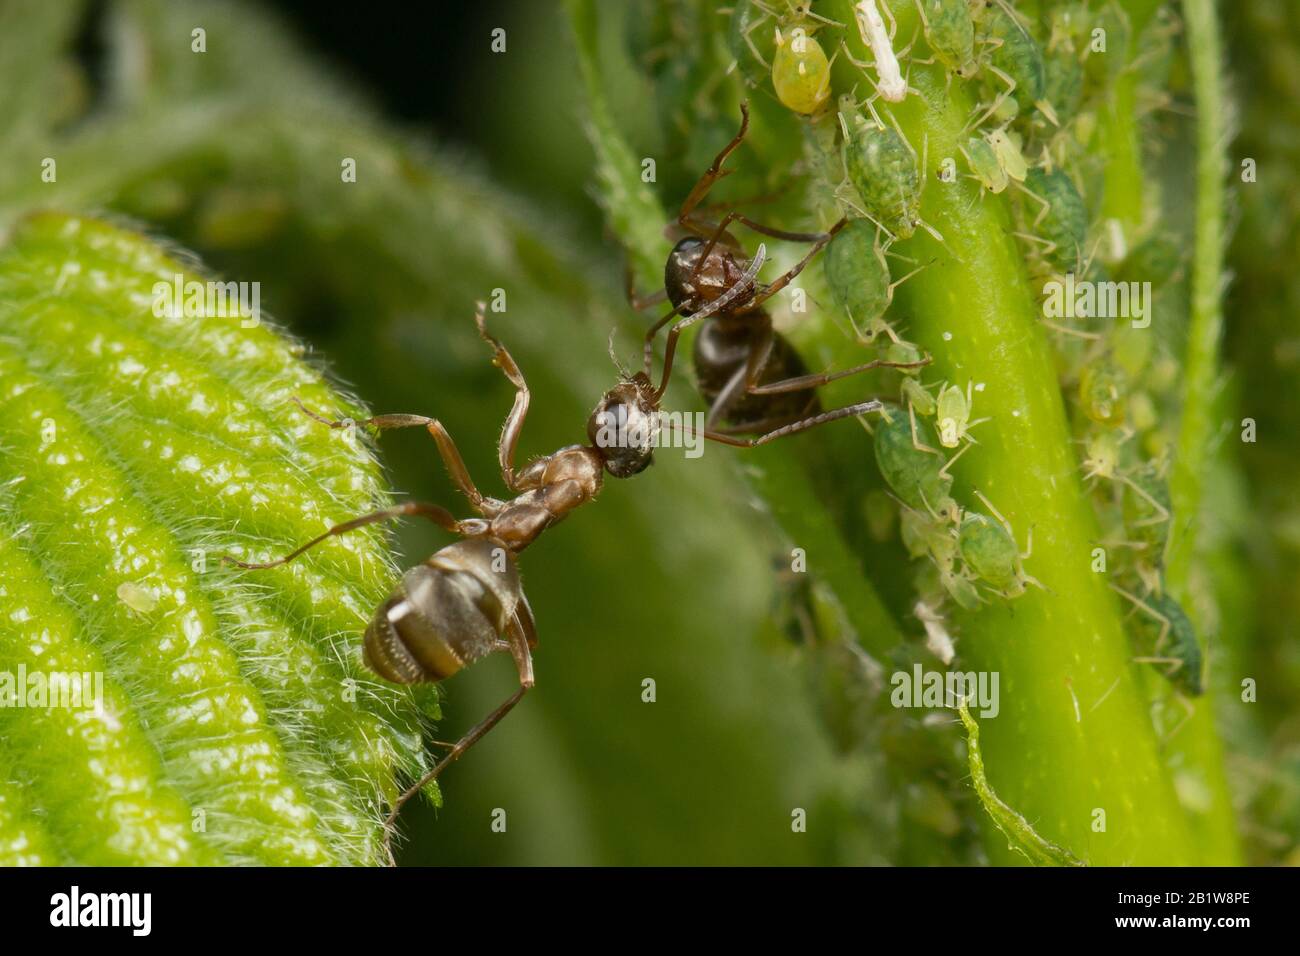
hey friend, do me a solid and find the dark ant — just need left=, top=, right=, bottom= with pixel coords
left=630, top=102, right=928, bottom=444
left=221, top=278, right=831, bottom=863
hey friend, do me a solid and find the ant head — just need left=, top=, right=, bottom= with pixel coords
left=586, top=373, right=659, bottom=479
left=664, top=234, right=752, bottom=315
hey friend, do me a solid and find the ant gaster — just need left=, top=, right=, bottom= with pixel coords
left=631, top=102, right=927, bottom=444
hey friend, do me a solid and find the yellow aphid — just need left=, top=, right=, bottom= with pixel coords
left=772, top=27, right=830, bottom=115
left=117, top=581, right=158, bottom=614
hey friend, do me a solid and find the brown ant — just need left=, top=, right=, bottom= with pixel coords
left=222, top=282, right=837, bottom=863
left=630, top=102, right=927, bottom=444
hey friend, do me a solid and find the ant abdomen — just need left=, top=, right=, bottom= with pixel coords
left=364, top=538, right=523, bottom=684
left=693, top=320, right=819, bottom=429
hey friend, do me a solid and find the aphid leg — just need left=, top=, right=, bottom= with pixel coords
left=908, top=403, right=942, bottom=456
left=678, top=102, right=751, bottom=225
left=967, top=62, right=1018, bottom=132
left=1010, top=179, right=1051, bottom=227
left=701, top=400, right=886, bottom=447
left=1109, top=584, right=1172, bottom=648
left=221, top=502, right=484, bottom=571
left=382, top=611, right=536, bottom=865
left=292, top=397, right=485, bottom=510
left=937, top=441, right=971, bottom=479
left=1119, top=474, right=1172, bottom=528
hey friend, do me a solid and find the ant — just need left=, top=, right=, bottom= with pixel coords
left=629, top=102, right=928, bottom=445
left=222, top=271, right=874, bottom=863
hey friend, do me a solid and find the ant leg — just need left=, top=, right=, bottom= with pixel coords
left=748, top=220, right=846, bottom=308
left=701, top=400, right=885, bottom=447
left=625, top=264, right=667, bottom=312
left=222, top=502, right=484, bottom=570
left=747, top=355, right=931, bottom=396
left=678, top=102, right=751, bottom=224
left=293, top=398, right=484, bottom=510
left=643, top=303, right=684, bottom=376
left=474, top=307, right=532, bottom=491
left=382, top=613, right=535, bottom=865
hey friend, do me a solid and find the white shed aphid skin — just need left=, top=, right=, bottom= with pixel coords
left=851, top=0, right=909, bottom=103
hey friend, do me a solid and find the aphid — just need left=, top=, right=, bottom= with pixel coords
left=822, top=218, right=925, bottom=336
left=1111, top=586, right=1204, bottom=698
left=841, top=102, right=932, bottom=242
left=872, top=411, right=961, bottom=521
left=935, top=380, right=987, bottom=447
left=913, top=0, right=977, bottom=79
left=633, top=104, right=928, bottom=444
left=772, top=26, right=832, bottom=114
left=730, top=1, right=842, bottom=91
left=1078, top=360, right=1127, bottom=425
left=960, top=136, right=1008, bottom=193
left=903, top=507, right=980, bottom=609
left=960, top=128, right=1029, bottom=194
left=976, top=0, right=1049, bottom=119
left=1020, top=167, right=1087, bottom=272
left=1121, top=462, right=1171, bottom=558
left=1080, top=428, right=1125, bottom=483
left=225, top=295, right=841, bottom=862
left=957, top=491, right=1040, bottom=597
left=850, top=0, right=908, bottom=102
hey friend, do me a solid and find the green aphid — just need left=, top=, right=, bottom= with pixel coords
left=1119, top=589, right=1204, bottom=697
left=915, top=0, right=977, bottom=78
left=1025, top=167, right=1087, bottom=271
left=1078, top=360, right=1127, bottom=425
left=1111, top=322, right=1153, bottom=379
left=958, top=511, right=1019, bottom=591
left=961, top=136, right=1007, bottom=193
left=936, top=381, right=981, bottom=447
left=901, top=507, right=958, bottom=566
left=1042, top=54, right=1084, bottom=126
left=873, top=412, right=957, bottom=518
left=1081, top=428, right=1123, bottom=482
left=824, top=219, right=891, bottom=325
left=982, top=2, right=1046, bottom=110
left=1122, top=464, right=1171, bottom=556
left=845, top=115, right=922, bottom=239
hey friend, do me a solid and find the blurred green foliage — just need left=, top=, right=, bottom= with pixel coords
left=1, top=0, right=1296, bottom=865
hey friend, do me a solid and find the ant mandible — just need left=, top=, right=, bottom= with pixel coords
left=631, top=101, right=928, bottom=446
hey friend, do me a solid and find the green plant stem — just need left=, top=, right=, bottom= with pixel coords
left=822, top=0, right=1199, bottom=864
left=1161, top=0, right=1241, bottom=865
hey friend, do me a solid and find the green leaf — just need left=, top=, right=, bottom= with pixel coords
left=0, top=212, right=429, bottom=865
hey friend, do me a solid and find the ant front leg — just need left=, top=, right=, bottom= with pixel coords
left=474, top=306, right=533, bottom=492
left=222, top=501, right=487, bottom=570
left=382, top=611, right=536, bottom=866
left=749, top=219, right=847, bottom=308
left=293, top=397, right=486, bottom=511
left=677, top=102, right=751, bottom=225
